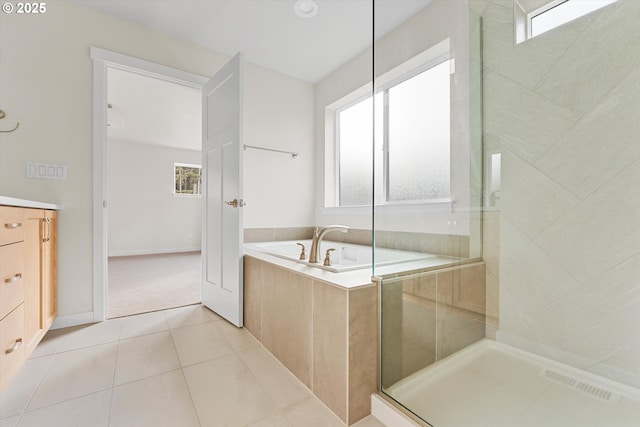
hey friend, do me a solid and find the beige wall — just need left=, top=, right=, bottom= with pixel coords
left=481, top=0, right=640, bottom=388
left=0, top=1, right=314, bottom=321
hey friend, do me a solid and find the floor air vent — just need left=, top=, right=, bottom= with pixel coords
left=541, top=369, right=622, bottom=406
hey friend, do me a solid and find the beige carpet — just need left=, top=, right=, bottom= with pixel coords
left=108, top=252, right=201, bottom=319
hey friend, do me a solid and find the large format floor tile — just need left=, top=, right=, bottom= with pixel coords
left=1, top=304, right=373, bottom=427
left=110, top=370, right=199, bottom=427
left=27, top=343, right=117, bottom=411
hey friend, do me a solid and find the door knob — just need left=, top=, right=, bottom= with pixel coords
left=225, top=199, right=245, bottom=208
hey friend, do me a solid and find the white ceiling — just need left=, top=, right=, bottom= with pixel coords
left=92, top=0, right=433, bottom=151
left=77, top=0, right=432, bottom=83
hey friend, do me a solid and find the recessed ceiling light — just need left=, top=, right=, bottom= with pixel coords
left=293, top=0, right=318, bottom=18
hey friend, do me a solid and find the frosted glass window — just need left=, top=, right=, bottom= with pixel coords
left=387, top=61, right=450, bottom=201
left=337, top=95, right=383, bottom=206
left=336, top=59, right=451, bottom=206
left=530, top=0, right=617, bottom=38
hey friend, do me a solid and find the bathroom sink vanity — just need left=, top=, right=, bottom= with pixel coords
left=0, top=197, right=59, bottom=393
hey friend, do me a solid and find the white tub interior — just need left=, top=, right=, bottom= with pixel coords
left=245, top=239, right=436, bottom=272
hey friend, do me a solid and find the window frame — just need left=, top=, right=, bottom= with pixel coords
left=334, top=53, right=453, bottom=208
left=173, top=162, right=202, bottom=197
left=515, top=0, right=618, bottom=44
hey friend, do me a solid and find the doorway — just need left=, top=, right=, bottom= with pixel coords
left=105, top=68, right=203, bottom=318
left=91, top=47, right=208, bottom=322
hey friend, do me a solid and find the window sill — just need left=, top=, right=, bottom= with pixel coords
left=322, top=200, right=453, bottom=215
left=172, top=194, right=202, bottom=198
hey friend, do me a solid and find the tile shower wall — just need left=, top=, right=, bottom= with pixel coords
left=480, top=0, right=640, bottom=388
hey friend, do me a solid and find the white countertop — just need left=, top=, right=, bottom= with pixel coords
left=0, top=196, right=62, bottom=210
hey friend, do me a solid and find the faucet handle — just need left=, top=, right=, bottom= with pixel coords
left=323, top=248, right=336, bottom=266
left=297, top=243, right=306, bottom=260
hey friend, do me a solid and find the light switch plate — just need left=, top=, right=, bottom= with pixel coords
left=26, top=162, right=68, bottom=180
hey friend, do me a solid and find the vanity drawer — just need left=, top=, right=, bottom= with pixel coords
left=0, top=241, right=25, bottom=320
left=0, top=304, right=25, bottom=392
left=0, top=207, right=25, bottom=246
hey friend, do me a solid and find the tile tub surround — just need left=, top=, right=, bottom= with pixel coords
left=244, top=227, right=471, bottom=258
left=243, top=255, right=378, bottom=425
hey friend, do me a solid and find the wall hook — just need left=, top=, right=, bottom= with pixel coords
left=0, top=109, right=20, bottom=133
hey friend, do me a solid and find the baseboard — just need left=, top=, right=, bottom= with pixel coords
left=51, top=311, right=96, bottom=329
left=108, top=247, right=201, bottom=257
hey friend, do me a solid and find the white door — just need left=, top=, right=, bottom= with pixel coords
left=201, top=53, right=244, bottom=327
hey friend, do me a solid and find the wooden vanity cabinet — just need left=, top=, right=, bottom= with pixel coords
left=24, top=208, right=58, bottom=355
left=0, top=206, right=27, bottom=392
left=0, top=205, right=57, bottom=393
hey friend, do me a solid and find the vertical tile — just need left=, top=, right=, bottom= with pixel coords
left=312, top=281, right=347, bottom=423
left=380, top=279, right=404, bottom=389
left=244, top=256, right=263, bottom=340
left=260, top=264, right=313, bottom=387
left=452, top=263, right=486, bottom=315
left=348, top=285, right=378, bottom=425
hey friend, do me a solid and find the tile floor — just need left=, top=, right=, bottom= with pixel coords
left=0, top=304, right=385, bottom=427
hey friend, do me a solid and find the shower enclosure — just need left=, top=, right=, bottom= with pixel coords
left=373, top=0, right=640, bottom=425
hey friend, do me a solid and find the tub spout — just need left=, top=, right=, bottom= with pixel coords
left=308, top=225, right=349, bottom=263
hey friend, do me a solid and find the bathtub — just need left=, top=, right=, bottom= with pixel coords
left=244, top=239, right=436, bottom=272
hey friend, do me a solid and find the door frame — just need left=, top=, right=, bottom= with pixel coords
left=91, top=47, right=207, bottom=322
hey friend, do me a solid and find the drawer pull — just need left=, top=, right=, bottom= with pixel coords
left=4, top=273, right=22, bottom=283
left=4, top=222, right=22, bottom=229
left=5, top=338, right=22, bottom=354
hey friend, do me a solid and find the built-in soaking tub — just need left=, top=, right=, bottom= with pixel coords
left=245, top=239, right=435, bottom=272
left=242, top=239, right=469, bottom=425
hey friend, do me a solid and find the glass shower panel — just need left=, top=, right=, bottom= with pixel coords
left=375, top=0, right=485, bottom=425
left=378, top=0, right=640, bottom=425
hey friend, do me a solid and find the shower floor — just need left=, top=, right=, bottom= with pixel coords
left=386, top=340, right=640, bottom=427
